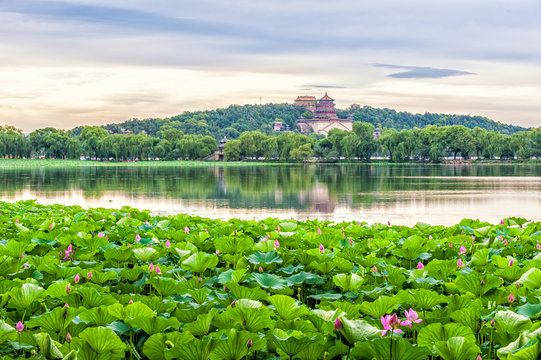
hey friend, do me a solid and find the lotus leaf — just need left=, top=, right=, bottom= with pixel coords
left=269, top=295, right=309, bottom=320
left=434, top=337, right=480, bottom=360
left=333, top=273, right=364, bottom=292
left=8, top=283, right=45, bottom=310
left=181, top=252, right=219, bottom=274
left=250, top=273, right=287, bottom=290
left=78, top=326, right=127, bottom=359
left=359, top=296, right=397, bottom=318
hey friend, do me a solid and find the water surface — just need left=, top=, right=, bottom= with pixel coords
left=1, top=164, right=540, bottom=226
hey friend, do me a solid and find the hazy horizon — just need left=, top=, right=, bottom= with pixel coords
left=1, top=0, right=541, bottom=133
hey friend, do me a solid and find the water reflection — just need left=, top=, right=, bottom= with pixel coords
left=1, top=164, right=541, bottom=225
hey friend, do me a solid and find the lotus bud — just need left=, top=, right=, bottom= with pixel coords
left=259, top=266, right=263, bottom=272
left=165, top=240, right=171, bottom=248
left=98, top=232, right=105, bottom=238
left=416, top=262, right=424, bottom=270
left=129, top=299, right=133, bottom=304
left=334, top=317, right=343, bottom=331
left=515, top=282, right=520, bottom=288
left=501, top=219, right=505, bottom=224
left=508, top=260, right=513, bottom=267
left=242, top=319, right=246, bottom=326
left=476, top=355, right=482, bottom=360
left=374, top=225, right=377, bottom=230
left=16, top=321, right=24, bottom=333
left=135, top=234, right=141, bottom=242
left=149, top=263, right=154, bottom=272
left=481, top=278, right=485, bottom=285
left=156, top=266, right=162, bottom=275
left=372, top=266, right=378, bottom=273
left=24, top=265, right=28, bottom=269
left=319, top=243, right=324, bottom=253
left=231, top=300, right=236, bottom=308
left=503, top=239, right=508, bottom=246
left=490, top=318, right=495, bottom=326
left=20, top=253, right=24, bottom=259
left=49, top=223, right=53, bottom=230
left=274, top=239, right=280, bottom=248
left=429, top=235, right=433, bottom=240
left=537, top=243, right=541, bottom=250
left=389, top=313, right=400, bottom=328
left=66, top=284, right=71, bottom=293
left=276, top=225, right=280, bottom=232
left=87, top=271, right=93, bottom=279
left=349, top=238, right=353, bottom=245
left=388, top=221, right=391, bottom=226
left=66, top=332, right=72, bottom=343
left=198, top=276, right=202, bottom=282
left=317, top=228, right=322, bottom=235
left=457, top=259, right=465, bottom=268
left=216, top=249, right=221, bottom=254
left=184, top=226, right=190, bottom=234
left=508, top=293, right=515, bottom=303
left=246, top=339, right=252, bottom=348
left=74, top=274, right=80, bottom=284
left=449, top=242, right=453, bottom=247
left=15, top=219, right=19, bottom=224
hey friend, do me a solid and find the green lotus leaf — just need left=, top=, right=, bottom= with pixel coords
left=359, top=296, right=397, bottom=318
left=165, top=335, right=215, bottom=360
left=331, top=301, right=362, bottom=319
left=516, top=268, right=541, bottom=290
left=425, top=259, right=458, bottom=280
left=434, top=337, right=480, bottom=360
left=307, top=292, right=342, bottom=300
left=450, top=307, right=481, bottom=333
left=385, top=266, right=407, bottom=288
left=142, top=333, right=168, bottom=360
left=2, top=239, right=35, bottom=258
left=184, top=309, right=218, bottom=336
left=181, top=252, right=219, bottom=274
left=418, top=323, right=476, bottom=349
left=279, top=222, right=297, bottom=232
left=297, top=341, right=330, bottom=360
left=126, top=316, right=180, bottom=335
left=333, top=273, right=364, bottom=292
left=250, top=273, right=287, bottom=290
left=89, top=270, right=118, bottom=285
left=455, top=272, right=501, bottom=297
left=247, top=251, right=283, bottom=265
left=27, top=307, right=82, bottom=337
left=8, top=283, right=45, bottom=310
left=286, top=271, right=325, bottom=286
left=45, top=280, right=71, bottom=299
left=269, top=295, right=309, bottom=320
left=494, top=311, right=533, bottom=347
left=174, top=248, right=192, bottom=260
left=308, top=261, right=337, bottom=274
left=352, top=337, right=430, bottom=360
left=149, top=277, right=184, bottom=297
left=470, top=248, right=491, bottom=266
left=118, top=267, right=144, bottom=282
left=79, top=305, right=117, bottom=326
left=78, top=326, right=127, bottom=359
left=227, top=283, right=269, bottom=301
left=393, top=235, right=436, bottom=261
left=107, top=320, right=131, bottom=335
left=34, top=332, right=64, bottom=360
left=214, top=236, right=253, bottom=255
left=77, top=287, right=117, bottom=307
left=270, top=329, right=320, bottom=358
left=217, top=269, right=247, bottom=285
left=395, top=289, right=447, bottom=310
left=516, top=303, right=541, bottom=319
left=62, top=350, right=78, bottom=360
left=497, top=329, right=541, bottom=360
left=339, top=316, right=381, bottom=346
left=0, top=320, right=17, bottom=344
left=209, top=328, right=264, bottom=360
left=104, top=247, right=133, bottom=262
left=133, top=247, right=159, bottom=263
left=108, top=302, right=155, bottom=321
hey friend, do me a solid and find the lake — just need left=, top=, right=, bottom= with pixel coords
left=1, top=163, right=540, bottom=226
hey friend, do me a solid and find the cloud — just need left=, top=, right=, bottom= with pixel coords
left=299, top=84, right=345, bottom=89
left=373, top=64, right=476, bottom=79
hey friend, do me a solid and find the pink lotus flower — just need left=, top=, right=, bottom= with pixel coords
left=476, top=355, right=482, bottom=360
left=458, top=245, right=467, bottom=255
left=429, top=235, right=433, bottom=240
left=149, top=263, right=154, bottom=272
left=184, top=226, right=190, bottom=234
left=129, top=299, right=133, bottom=304
left=319, top=243, right=325, bottom=253
left=15, top=219, right=19, bottom=224
left=216, top=249, right=221, bottom=254
left=66, top=333, right=72, bottom=343
left=98, top=232, right=105, bottom=238
left=165, top=240, right=171, bottom=248
left=274, top=239, right=280, bottom=248
left=276, top=225, right=280, bottom=232
left=24, top=265, right=27, bottom=269
left=74, top=274, right=80, bottom=284
left=508, top=260, right=513, bottom=267
left=503, top=240, right=508, bottom=245
left=259, top=266, right=263, bottom=272
left=374, top=225, right=377, bottom=230
left=135, top=234, right=141, bottom=242
left=401, top=309, right=422, bottom=328
left=145, top=220, right=150, bottom=225
left=49, top=223, right=53, bottom=230
left=457, top=259, right=466, bottom=268
left=501, top=219, right=505, bottom=225
left=317, top=228, right=322, bottom=235
left=64, top=303, right=69, bottom=307
left=388, top=221, right=391, bottom=226
left=416, top=262, right=424, bottom=270
left=537, top=243, right=541, bottom=250
left=334, top=317, right=343, bottom=331
left=16, top=321, right=24, bottom=334
left=490, top=318, right=495, bottom=326
left=246, top=338, right=252, bottom=348
left=87, top=271, right=93, bottom=279
left=349, top=238, right=353, bottom=245
left=66, top=284, right=71, bottom=293
left=155, top=266, right=162, bottom=275
left=20, top=253, right=24, bottom=259
left=508, top=293, right=515, bottom=303
left=372, top=266, right=378, bottom=273
left=380, top=314, right=403, bottom=336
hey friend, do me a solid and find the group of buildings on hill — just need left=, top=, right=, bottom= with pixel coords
left=274, top=93, right=380, bottom=137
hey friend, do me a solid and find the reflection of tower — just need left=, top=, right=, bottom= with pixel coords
left=214, top=167, right=227, bottom=194
left=299, top=183, right=336, bottom=213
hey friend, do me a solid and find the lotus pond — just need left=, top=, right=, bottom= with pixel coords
left=0, top=200, right=540, bottom=360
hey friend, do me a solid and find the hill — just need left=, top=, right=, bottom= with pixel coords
left=73, top=103, right=526, bottom=138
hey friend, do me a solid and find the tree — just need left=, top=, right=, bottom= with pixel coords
left=224, top=139, right=242, bottom=161
left=290, top=143, right=313, bottom=162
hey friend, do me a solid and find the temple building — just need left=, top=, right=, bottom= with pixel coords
left=296, top=93, right=354, bottom=136
left=294, top=96, right=317, bottom=113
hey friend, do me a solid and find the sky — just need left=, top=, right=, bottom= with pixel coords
left=1, top=0, right=541, bottom=133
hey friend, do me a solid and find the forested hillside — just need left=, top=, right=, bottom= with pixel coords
left=72, top=104, right=526, bottom=139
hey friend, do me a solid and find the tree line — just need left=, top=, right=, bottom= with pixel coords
left=1, top=123, right=540, bottom=162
